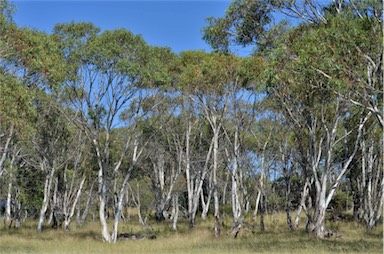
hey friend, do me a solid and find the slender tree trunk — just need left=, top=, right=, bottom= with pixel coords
left=0, top=125, right=13, bottom=178
left=63, top=176, right=86, bottom=231
left=79, top=178, right=95, bottom=225
left=48, top=177, right=58, bottom=227
left=213, top=125, right=220, bottom=237
left=185, top=122, right=195, bottom=228
left=285, top=175, right=293, bottom=230
left=200, top=188, right=211, bottom=220
left=315, top=181, right=327, bottom=238
left=111, top=168, right=133, bottom=243
left=14, top=188, right=21, bottom=229
left=294, top=177, right=311, bottom=228
left=231, top=128, right=241, bottom=226
left=37, top=164, right=55, bottom=232
left=253, top=190, right=261, bottom=218
left=172, top=194, right=179, bottom=231
left=5, top=176, right=12, bottom=227
left=5, top=151, right=17, bottom=228
left=97, top=165, right=111, bottom=242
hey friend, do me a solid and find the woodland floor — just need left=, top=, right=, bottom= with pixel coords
left=0, top=213, right=382, bottom=254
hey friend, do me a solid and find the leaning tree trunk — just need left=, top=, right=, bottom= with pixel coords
left=253, top=190, right=261, bottom=218
left=0, top=125, right=14, bottom=178
left=79, top=178, right=96, bottom=225
left=294, top=177, right=312, bottom=228
left=37, top=164, right=55, bottom=233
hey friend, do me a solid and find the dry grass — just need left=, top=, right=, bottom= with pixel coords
left=0, top=213, right=382, bottom=254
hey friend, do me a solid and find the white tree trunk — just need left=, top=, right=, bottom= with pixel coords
left=37, top=164, right=55, bottom=232
left=213, top=123, right=220, bottom=237
left=5, top=177, right=12, bottom=226
left=98, top=166, right=111, bottom=242
left=230, top=128, right=242, bottom=226
left=63, top=176, right=86, bottom=231
left=0, top=125, right=13, bottom=178
left=111, top=170, right=132, bottom=243
left=172, top=194, right=179, bottom=231
left=253, top=190, right=261, bottom=218
left=200, top=180, right=212, bottom=220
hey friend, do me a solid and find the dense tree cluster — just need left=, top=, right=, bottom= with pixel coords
left=0, top=0, right=382, bottom=242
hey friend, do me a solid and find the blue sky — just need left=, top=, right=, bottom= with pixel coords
left=12, top=0, right=255, bottom=55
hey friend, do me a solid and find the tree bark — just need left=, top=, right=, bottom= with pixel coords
left=37, top=163, right=55, bottom=232
left=213, top=120, right=221, bottom=237
left=5, top=175, right=12, bottom=227
left=172, top=194, right=179, bottom=231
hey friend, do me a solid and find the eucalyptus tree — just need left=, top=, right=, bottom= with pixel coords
left=248, top=117, right=275, bottom=231
left=179, top=51, right=257, bottom=235
left=163, top=96, right=210, bottom=229
left=268, top=120, right=300, bottom=230
left=26, top=95, right=76, bottom=232
left=176, top=51, right=208, bottom=229
left=219, top=56, right=264, bottom=233
left=0, top=0, right=15, bottom=176
left=272, top=1, right=383, bottom=129
left=54, top=22, right=174, bottom=242
left=204, top=0, right=381, bottom=238
left=0, top=16, right=66, bottom=231
left=133, top=92, right=182, bottom=222
left=57, top=132, right=88, bottom=231
left=180, top=51, right=238, bottom=236
left=0, top=1, right=43, bottom=178
left=265, top=17, right=373, bottom=238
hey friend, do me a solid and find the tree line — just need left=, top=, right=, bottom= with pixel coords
left=0, top=0, right=382, bottom=242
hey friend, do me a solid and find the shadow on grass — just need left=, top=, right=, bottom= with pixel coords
left=70, top=230, right=100, bottom=241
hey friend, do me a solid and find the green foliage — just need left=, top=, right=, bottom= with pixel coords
left=141, top=46, right=179, bottom=89
left=53, top=22, right=99, bottom=81
left=15, top=166, right=45, bottom=218
left=179, top=51, right=263, bottom=95
left=203, top=0, right=272, bottom=52
left=0, top=72, right=35, bottom=132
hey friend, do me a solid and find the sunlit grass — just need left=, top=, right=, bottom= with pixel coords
left=0, top=213, right=382, bottom=253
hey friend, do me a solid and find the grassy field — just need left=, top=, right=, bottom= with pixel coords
left=0, top=214, right=382, bottom=254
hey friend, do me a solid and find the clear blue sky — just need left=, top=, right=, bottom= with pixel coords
left=12, top=0, right=254, bottom=55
